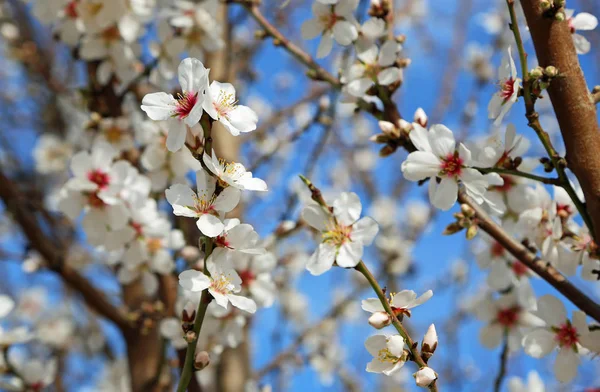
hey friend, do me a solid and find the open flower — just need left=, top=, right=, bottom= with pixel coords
left=401, top=124, right=503, bottom=211
left=566, top=9, right=598, bottom=55
left=203, top=81, right=258, bottom=136
left=364, top=334, right=407, bottom=376
left=362, top=289, right=433, bottom=320
left=165, top=169, right=240, bottom=237
left=302, top=192, right=379, bottom=275
left=301, top=0, right=359, bottom=58
left=488, top=47, right=521, bottom=125
left=344, top=41, right=402, bottom=97
left=522, top=294, right=600, bottom=382
left=214, top=219, right=266, bottom=255
left=178, top=250, right=257, bottom=313
left=141, top=58, right=209, bottom=151
left=203, top=151, right=267, bottom=192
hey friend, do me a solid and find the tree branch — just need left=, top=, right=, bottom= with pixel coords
left=0, top=171, right=133, bottom=332
left=520, top=0, right=600, bottom=241
left=458, top=191, right=600, bottom=323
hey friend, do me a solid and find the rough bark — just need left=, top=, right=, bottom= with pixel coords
left=520, top=0, right=600, bottom=240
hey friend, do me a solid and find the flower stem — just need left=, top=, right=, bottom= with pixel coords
left=475, top=166, right=559, bottom=185
left=355, top=262, right=438, bottom=391
left=176, top=238, right=214, bottom=392
left=505, top=0, right=594, bottom=233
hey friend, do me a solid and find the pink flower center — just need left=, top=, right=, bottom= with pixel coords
left=29, top=382, right=44, bottom=392
left=499, top=78, right=516, bottom=101
left=493, top=175, right=514, bottom=193
left=555, top=323, right=578, bottom=347
left=511, top=261, right=528, bottom=277
left=440, top=153, right=463, bottom=177
left=568, top=18, right=576, bottom=34
left=87, top=192, right=106, bottom=208
left=131, top=222, right=143, bottom=237
left=214, top=235, right=231, bottom=249
left=65, top=1, right=78, bottom=18
left=497, top=306, right=520, bottom=327
left=239, top=269, right=256, bottom=287
left=391, top=306, right=411, bottom=318
left=491, top=241, right=505, bottom=258
left=557, top=203, right=573, bottom=218
left=87, top=169, right=110, bottom=189
left=174, top=92, right=198, bottom=120
left=320, top=13, right=340, bottom=31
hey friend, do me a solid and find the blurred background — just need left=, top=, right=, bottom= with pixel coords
left=0, top=0, right=599, bottom=391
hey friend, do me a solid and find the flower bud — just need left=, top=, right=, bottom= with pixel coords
left=397, top=119, right=412, bottom=132
left=368, top=311, right=392, bottom=329
left=413, top=108, right=428, bottom=127
left=413, top=367, right=438, bottom=387
left=529, top=67, right=544, bottom=78
left=182, top=301, right=196, bottom=324
left=378, top=120, right=398, bottom=136
left=460, top=204, right=475, bottom=218
left=544, top=66, right=558, bottom=78
left=539, top=0, right=552, bottom=10
left=555, top=0, right=565, bottom=7
left=555, top=11, right=565, bottom=21
left=185, top=331, right=197, bottom=343
left=194, top=351, right=210, bottom=370
left=466, top=224, right=478, bottom=240
left=421, top=324, right=438, bottom=355
left=181, top=246, right=200, bottom=262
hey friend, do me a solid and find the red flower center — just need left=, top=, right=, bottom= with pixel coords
left=239, top=269, right=256, bottom=287
left=499, top=78, right=516, bottom=101
left=568, top=18, right=576, bottom=34
left=555, top=323, right=578, bottom=347
left=493, top=175, right=514, bottom=193
left=174, top=92, right=198, bottom=120
left=511, top=261, right=528, bottom=277
left=491, top=241, right=505, bottom=258
left=497, top=306, right=520, bottom=327
left=557, top=203, right=573, bottom=218
left=65, top=1, right=78, bottom=18
left=87, top=192, right=106, bottom=208
left=214, top=235, right=231, bottom=249
left=87, top=169, right=110, bottom=189
left=440, top=153, right=463, bottom=177
left=131, top=222, right=143, bottom=237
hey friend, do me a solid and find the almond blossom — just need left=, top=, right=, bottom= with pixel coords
left=474, top=288, right=543, bottom=351
left=361, top=290, right=433, bottom=329
left=203, top=81, right=258, bottom=136
left=203, top=151, right=268, bottom=192
left=165, top=169, right=241, bottom=237
left=488, top=47, right=521, bottom=125
left=344, top=41, right=402, bottom=98
left=141, top=57, right=209, bottom=152
left=566, top=9, right=598, bottom=55
left=302, top=192, right=379, bottom=275
left=178, top=250, right=257, bottom=314
left=522, top=294, right=600, bottom=382
left=401, top=124, right=503, bottom=211
left=213, top=219, right=266, bottom=255
left=300, top=0, right=359, bottom=58
left=364, top=334, right=407, bottom=376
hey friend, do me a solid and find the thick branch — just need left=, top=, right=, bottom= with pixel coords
left=458, top=191, right=600, bottom=323
left=520, top=0, right=600, bottom=241
left=0, top=171, right=132, bottom=332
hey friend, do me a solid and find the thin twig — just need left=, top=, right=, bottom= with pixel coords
left=493, top=332, right=509, bottom=392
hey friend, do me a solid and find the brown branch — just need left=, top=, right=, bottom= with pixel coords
left=520, top=0, right=600, bottom=241
left=592, top=86, right=600, bottom=105
left=458, top=191, right=600, bottom=323
left=0, top=171, right=133, bottom=332
left=232, top=0, right=342, bottom=88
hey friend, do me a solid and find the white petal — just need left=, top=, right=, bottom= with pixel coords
left=141, top=92, right=176, bottom=121
left=179, top=270, right=211, bottom=292
left=333, top=192, right=362, bottom=226
left=336, top=241, right=363, bottom=268
left=522, top=329, right=556, bottom=358
left=351, top=217, right=379, bottom=245
left=553, top=348, right=579, bottom=382
left=429, top=178, right=458, bottom=211
left=197, top=214, right=224, bottom=237
left=228, top=294, right=257, bottom=313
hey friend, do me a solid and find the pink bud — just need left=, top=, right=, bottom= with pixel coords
left=422, top=324, right=438, bottom=354
left=368, top=312, right=391, bottom=329
left=413, top=107, right=428, bottom=127
left=413, top=367, right=437, bottom=387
